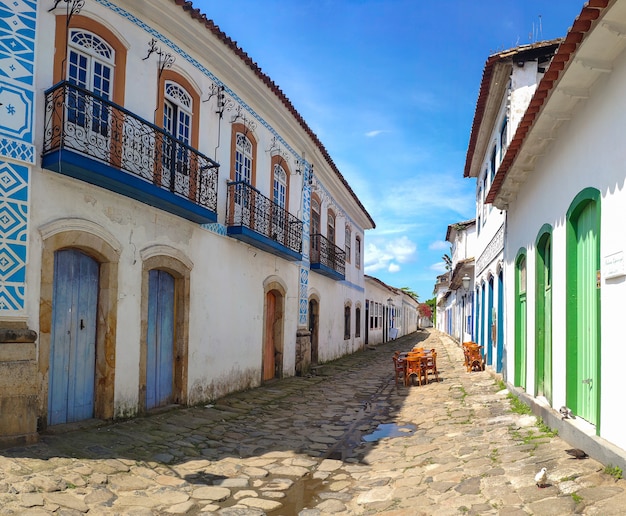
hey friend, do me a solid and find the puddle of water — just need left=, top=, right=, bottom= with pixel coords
left=362, top=422, right=417, bottom=442
left=266, top=474, right=325, bottom=515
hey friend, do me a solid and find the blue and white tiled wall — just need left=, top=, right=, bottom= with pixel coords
left=0, top=0, right=36, bottom=313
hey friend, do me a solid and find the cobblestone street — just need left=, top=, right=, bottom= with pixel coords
left=1, top=328, right=625, bottom=515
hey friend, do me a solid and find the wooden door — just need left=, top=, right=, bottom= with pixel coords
left=263, top=291, right=276, bottom=381
left=515, top=254, right=527, bottom=388
left=574, top=203, right=599, bottom=423
left=487, top=277, right=494, bottom=366
left=536, top=235, right=553, bottom=402
left=496, top=270, right=504, bottom=373
left=48, top=249, right=99, bottom=425
left=146, top=269, right=175, bottom=409
left=309, top=299, right=319, bottom=364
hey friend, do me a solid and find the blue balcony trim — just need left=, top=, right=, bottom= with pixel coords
left=227, top=225, right=302, bottom=262
left=43, top=149, right=218, bottom=224
left=310, top=262, right=345, bottom=281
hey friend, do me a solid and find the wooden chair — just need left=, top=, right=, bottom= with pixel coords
left=463, top=343, right=485, bottom=372
left=405, top=352, right=428, bottom=386
left=392, top=354, right=406, bottom=386
left=421, top=349, right=439, bottom=384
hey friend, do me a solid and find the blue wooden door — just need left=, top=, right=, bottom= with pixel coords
left=496, top=271, right=504, bottom=373
left=487, top=277, right=494, bottom=366
left=146, top=269, right=175, bottom=409
left=48, top=249, right=99, bottom=425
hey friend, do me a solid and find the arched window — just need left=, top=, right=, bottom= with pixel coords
left=163, top=82, right=192, bottom=145
left=345, top=226, right=351, bottom=263
left=271, top=159, right=290, bottom=245
left=235, top=133, right=253, bottom=184
left=310, top=196, right=322, bottom=260
left=54, top=15, right=127, bottom=105
left=327, top=211, right=335, bottom=243
left=344, top=304, right=351, bottom=340
left=273, top=162, right=287, bottom=209
left=355, top=305, right=361, bottom=338
left=67, top=29, right=115, bottom=135
left=162, top=81, right=193, bottom=194
left=355, top=236, right=361, bottom=269
left=311, top=197, right=321, bottom=236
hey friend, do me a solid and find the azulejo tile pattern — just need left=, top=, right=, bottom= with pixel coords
left=0, top=0, right=35, bottom=313
left=0, top=162, right=28, bottom=311
left=299, top=267, right=309, bottom=326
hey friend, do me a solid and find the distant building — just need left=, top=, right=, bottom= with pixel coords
left=364, top=275, right=419, bottom=346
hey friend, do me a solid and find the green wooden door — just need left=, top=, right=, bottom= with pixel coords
left=575, top=202, right=598, bottom=423
left=535, top=233, right=552, bottom=403
left=566, top=189, right=601, bottom=429
left=515, top=253, right=527, bottom=388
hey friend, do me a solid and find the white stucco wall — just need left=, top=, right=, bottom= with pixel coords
left=504, top=44, right=626, bottom=451
left=22, top=1, right=372, bottom=423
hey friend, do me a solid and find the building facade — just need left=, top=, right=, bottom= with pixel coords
left=463, top=40, right=561, bottom=374
left=488, top=0, right=626, bottom=466
left=364, top=275, right=419, bottom=347
left=0, top=0, right=374, bottom=444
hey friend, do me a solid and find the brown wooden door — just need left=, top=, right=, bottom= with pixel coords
left=263, top=291, right=276, bottom=381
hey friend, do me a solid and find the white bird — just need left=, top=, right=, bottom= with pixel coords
left=535, top=467, right=548, bottom=488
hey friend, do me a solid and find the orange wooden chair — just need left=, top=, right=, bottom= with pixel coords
left=404, top=352, right=426, bottom=386
left=421, top=349, right=439, bottom=384
left=392, top=354, right=406, bottom=386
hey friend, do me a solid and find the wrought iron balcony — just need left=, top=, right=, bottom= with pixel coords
left=42, top=81, right=219, bottom=224
left=310, top=233, right=345, bottom=280
left=226, top=181, right=303, bottom=261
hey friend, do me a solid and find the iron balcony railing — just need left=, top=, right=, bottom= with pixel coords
left=310, top=233, right=346, bottom=277
left=227, top=181, right=303, bottom=256
left=43, top=81, right=219, bottom=214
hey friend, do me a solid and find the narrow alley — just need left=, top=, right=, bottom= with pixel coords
left=1, top=328, right=625, bottom=515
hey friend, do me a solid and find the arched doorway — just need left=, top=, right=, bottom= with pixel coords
left=48, top=249, right=99, bottom=425
left=496, top=268, right=504, bottom=373
left=146, top=269, right=175, bottom=409
left=139, top=248, right=191, bottom=413
left=309, top=298, right=319, bottom=365
left=39, top=219, right=120, bottom=428
left=535, top=226, right=553, bottom=403
left=263, top=287, right=284, bottom=381
left=487, top=275, right=494, bottom=366
left=566, top=188, right=601, bottom=427
left=514, top=250, right=527, bottom=389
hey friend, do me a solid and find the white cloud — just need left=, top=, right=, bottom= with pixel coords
left=364, top=236, right=417, bottom=275
left=365, top=129, right=386, bottom=138
left=430, top=261, right=448, bottom=273
left=429, top=240, right=450, bottom=251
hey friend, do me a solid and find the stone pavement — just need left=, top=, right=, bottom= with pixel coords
left=1, top=328, right=625, bottom=515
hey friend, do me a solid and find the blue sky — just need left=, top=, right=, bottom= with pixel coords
left=193, top=0, right=583, bottom=300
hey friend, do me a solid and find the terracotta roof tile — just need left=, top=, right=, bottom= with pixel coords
left=485, top=3, right=609, bottom=204
left=170, top=0, right=375, bottom=228
left=463, top=39, right=561, bottom=178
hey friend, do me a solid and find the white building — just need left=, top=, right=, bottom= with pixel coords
left=463, top=40, right=561, bottom=374
left=488, top=0, right=626, bottom=468
left=364, top=275, right=419, bottom=347
left=444, top=220, right=476, bottom=344
left=0, top=0, right=374, bottom=444
left=433, top=272, right=450, bottom=334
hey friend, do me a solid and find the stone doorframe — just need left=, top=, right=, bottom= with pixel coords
left=38, top=218, right=121, bottom=428
left=138, top=245, right=192, bottom=413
